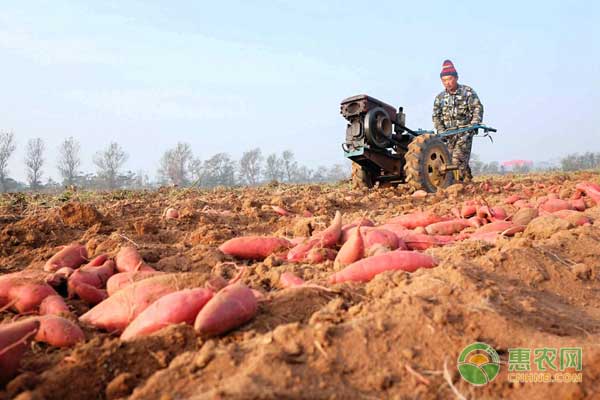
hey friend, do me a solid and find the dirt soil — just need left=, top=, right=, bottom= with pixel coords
left=2, top=173, right=600, bottom=400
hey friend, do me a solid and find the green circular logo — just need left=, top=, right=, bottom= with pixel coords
left=457, top=342, right=501, bottom=386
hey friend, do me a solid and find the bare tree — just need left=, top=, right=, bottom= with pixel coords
left=0, top=131, right=16, bottom=192
left=93, top=142, right=128, bottom=189
left=239, top=148, right=263, bottom=185
left=57, top=137, right=81, bottom=186
left=202, top=153, right=236, bottom=188
left=188, top=157, right=203, bottom=186
left=157, top=142, right=193, bottom=186
left=264, top=153, right=284, bottom=182
left=25, top=138, right=45, bottom=190
left=281, top=150, right=298, bottom=182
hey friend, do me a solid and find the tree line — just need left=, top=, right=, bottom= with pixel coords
left=470, top=151, right=600, bottom=176
left=0, top=132, right=350, bottom=192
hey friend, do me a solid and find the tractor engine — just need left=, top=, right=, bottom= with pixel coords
left=340, top=94, right=406, bottom=152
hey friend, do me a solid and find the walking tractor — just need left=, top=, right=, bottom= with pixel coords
left=341, top=94, right=497, bottom=192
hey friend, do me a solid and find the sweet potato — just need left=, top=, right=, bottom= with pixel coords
left=69, top=281, right=108, bottom=304
left=106, top=271, right=163, bottom=296
left=271, top=205, right=291, bottom=216
left=287, top=238, right=320, bottom=262
left=39, top=295, right=72, bottom=318
left=313, top=211, right=342, bottom=247
left=363, top=229, right=399, bottom=251
left=394, top=231, right=447, bottom=250
left=329, top=250, right=438, bottom=283
left=8, top=282, right=58, bottom=314
left=335, top=225, right=364, bottom=267
left=539, top=198, right=572, bottom=213
left=569, top=197, right=586, bottom=211
left=552, top=210, right=591, bottom=226
left=425, top=219, right=471, bottom=236
left=460, top=204, right=477, bottom=218
left=477, top=206, right=507, bottom=222
left=68, top=256, right=115, bottom=294
left=575, top=182, right=600, bottom=205
left=504, top=194, right=524, bottom=205
left=43, top=244, right=88, bottom=272
left=80, top=272, right=209, bottom=332
left=121, top=288, right=214, bottom=340
left=340, top=218, right=374, bottom=243
left=32, top=315, right=85, bottom=347
left=219, top=236, right=292, bottom=260
left=386, top=211, right=444, bottom=229
left=164, top=207, right=179, bottom=220
left=473, top=221, right=521, bottom=235
left=511, top=208, right=538, bottom=226
left=115, top=246, right=156, bottom=273
left=0, top=319, right=40, bottom=385
left=194, top=283, right=258, bottom=337
left=279, top=272, right=305, bottom=288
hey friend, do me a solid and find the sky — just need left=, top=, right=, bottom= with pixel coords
left=1, top=0, right=599, bottom=182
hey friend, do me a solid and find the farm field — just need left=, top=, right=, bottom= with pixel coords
left=1, top=172, right=600, bottom=400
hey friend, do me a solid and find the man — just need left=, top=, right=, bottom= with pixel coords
left=432, top=59, right=483, bottom=182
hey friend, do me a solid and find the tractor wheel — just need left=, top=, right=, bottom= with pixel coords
left=404, top=134, right=454, bottom=192
left=351, top=163, right=375, bottom=189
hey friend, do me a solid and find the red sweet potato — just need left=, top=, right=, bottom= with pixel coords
left=460, top=204, right=477, bottom=218
left=386, top=211, right=444, bottom=229
left=79, top=273, right=209, bottom=332
left=575, top=182, right=600, bottom=205
left=68, top=256, right=115, bottom=294
left=115, top=246, right=156, bottom=273
left=287, top=238, right=320, bottom=262
left=32, top=315, right=85, bottom=347
left=279, top=272, right=305, bottom=288
left=363, top=229, right=399, bottom=251
left=164, top=207, right=179, bottom=220
left=340, top=218, right=374, bottom=243
left=8, top=282, right=58, bottom=314
left=219, top=236, right=292, bottom=260
left=329, top=250, right=438, bottom=283
left=313, top=211, right=342, bottom=247
left=335, top=225, right=364, bottom=267
left=39, top=295, right=72, bottom=318
left=0, top=319, right=40, bottom=385
left=271, top=205, right=291, bottom=216
left=121, top=288, right=214, bottom=340
left=569, top=197, right=586, bottom=211
left=425, top=219, right=471, bottom=236
left=473, top=221, right=520, bottom=235
left=504, top=194, right=523, bottom=204
left=194, top=283, right=258, bottom=337
left=69, top=281, right=108, bottom=304
left=394, top=231, right=446, bottom=250
left=539, top=198, right=572, bottom=213
left=43, top=244, right=88, bottom=272
left=106, top=271, right=163, bottom=296
left=552, top=210, right=592, bottom=226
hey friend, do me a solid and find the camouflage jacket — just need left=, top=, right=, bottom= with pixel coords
left=432, top=84, right=484, bottom=133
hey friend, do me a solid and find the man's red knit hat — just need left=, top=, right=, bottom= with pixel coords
left=440, top=59, right=458, bottom=78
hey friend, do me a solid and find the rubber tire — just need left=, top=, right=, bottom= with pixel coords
left=351, top=163, right=375, bottom=189
left=404, top=134, right=454, bottom=192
